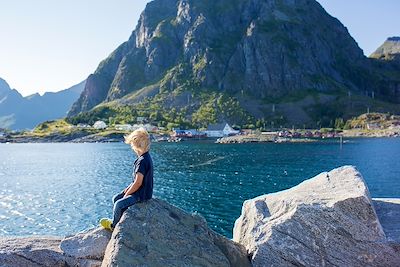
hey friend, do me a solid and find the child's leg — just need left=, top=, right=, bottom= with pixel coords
left=111, top=195, right=140, bottom=227
left=112, top=191, right=125, bottom=204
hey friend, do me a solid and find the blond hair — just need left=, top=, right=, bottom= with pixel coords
left=124, top=128, right=150, bottom=154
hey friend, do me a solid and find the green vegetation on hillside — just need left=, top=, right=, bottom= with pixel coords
left=66, top=89, right=256, bottom=130
left=344, top=113, right=400, bottom=129
left=30, top=119, right=95, bottom=138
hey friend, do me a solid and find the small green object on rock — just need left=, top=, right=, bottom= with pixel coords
left=99, top=218, right=113, bottom=232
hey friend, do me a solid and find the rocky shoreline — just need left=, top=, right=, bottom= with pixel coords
left=0, top=200, right=251, bottom=267
left=342, top=129, right=400, bottom=138
left=216, top=134, right=318, bottom=144
left=0, top=128, right=399, bottom=144
left=0, top=166, right=399, bottom=266
left=216, top=130, right=399, bottom=144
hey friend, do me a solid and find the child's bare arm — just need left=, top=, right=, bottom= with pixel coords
left=123, top=184, right=132, bottom=193
left=124, top=173, right=144, bottom=197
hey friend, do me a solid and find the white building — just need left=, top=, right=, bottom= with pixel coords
left=115, top=124, right=133, bottom=131
left=93, top=121, right=107, bottom=129
left=204, top=123, right=239, bottom=138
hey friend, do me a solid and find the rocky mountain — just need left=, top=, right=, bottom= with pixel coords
left=0, top=78, right=85, bottom=130
left=68, top=0, right=400, bottom=128
left=370, top=37, right=400, bottom=62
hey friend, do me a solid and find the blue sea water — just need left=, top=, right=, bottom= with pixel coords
left=0, top=138, right=399, bottom=238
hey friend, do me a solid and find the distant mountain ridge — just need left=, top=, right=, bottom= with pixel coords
left=0, top=78, right=85, bottom=130
left=370, top=37, right=400, bottom=62
left=68, top=0, right=400, bottom=128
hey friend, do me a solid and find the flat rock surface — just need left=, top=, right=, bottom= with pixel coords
left=0, top=236, right=102, bottom=267
left=233, top=166, right=400, bottom=267
left=0, top=236, right=68, bottom=267
left=102, top=198, right=251, bottom=267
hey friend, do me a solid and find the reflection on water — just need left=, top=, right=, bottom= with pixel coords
left=0, top=138, right=399, bottom=238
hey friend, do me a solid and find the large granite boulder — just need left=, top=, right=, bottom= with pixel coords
left=60, top=227, right=111, bottom=261
left=233, top=166, right=400, bottom=267
left=102, top=198, right=251, bottom=267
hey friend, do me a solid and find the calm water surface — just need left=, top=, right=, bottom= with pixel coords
left=0, top=138, right=399, bottom=238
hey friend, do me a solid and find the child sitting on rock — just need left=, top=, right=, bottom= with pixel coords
left=100, top=128, right=154, bottom=231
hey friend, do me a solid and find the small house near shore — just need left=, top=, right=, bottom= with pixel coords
left=204, top=123, right=239, bottom=138
left=115, top=124, right=134, bottom=131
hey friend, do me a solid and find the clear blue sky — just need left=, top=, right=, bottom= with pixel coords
left=0, top=0, right=399, bottom=96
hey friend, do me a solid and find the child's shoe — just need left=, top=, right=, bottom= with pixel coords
left=99, top=218, right=113, bottom=231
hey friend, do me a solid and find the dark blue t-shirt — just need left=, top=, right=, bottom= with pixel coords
left=132, top=151, right=153, bottom=201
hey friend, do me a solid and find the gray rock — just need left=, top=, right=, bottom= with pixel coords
left=102, top=198, right=250, bottom=267
left=0, top=236, right=101, bottom=267
left=233, top=166, right=400, bottom=267
left=60, top=227, right=112, bottom=260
